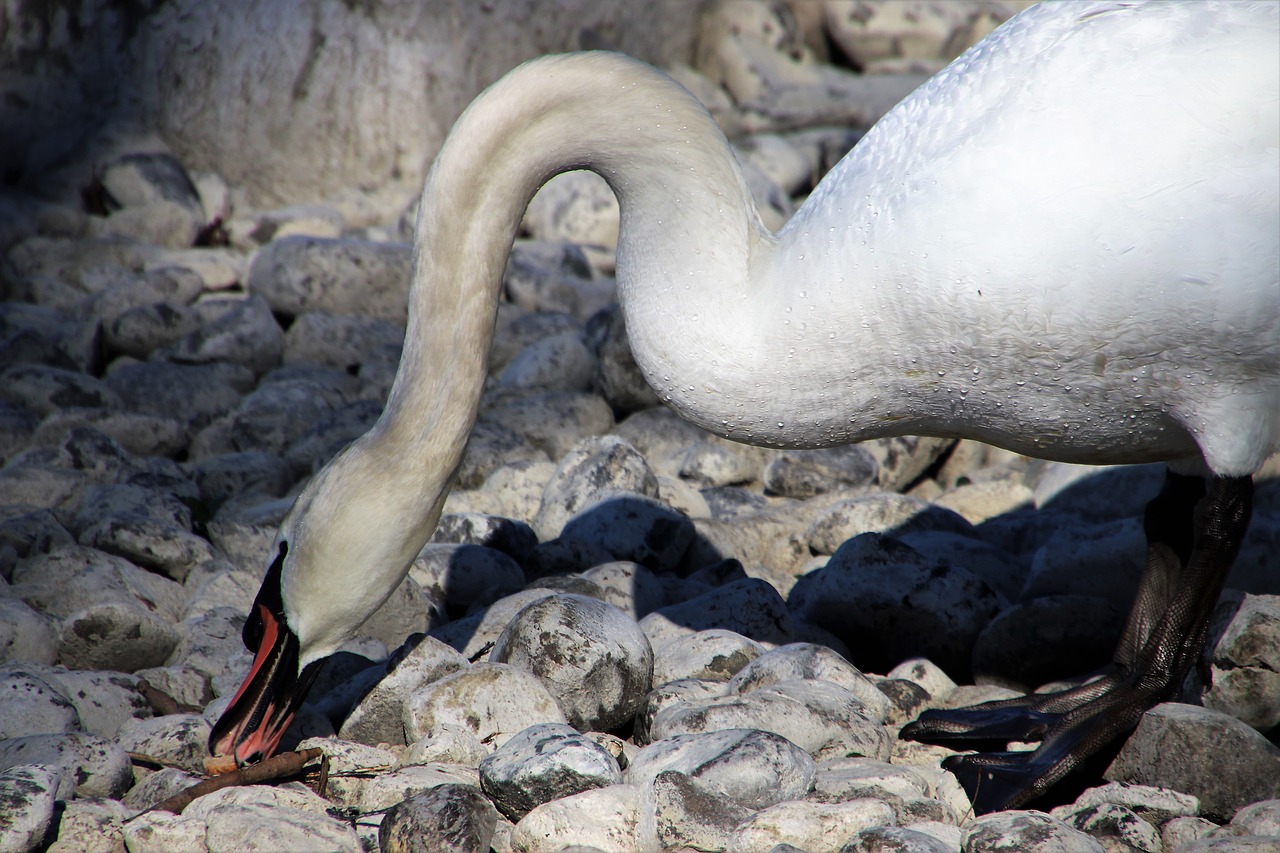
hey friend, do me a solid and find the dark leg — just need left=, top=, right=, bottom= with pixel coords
left=901, top=471, right=1253, bottom=814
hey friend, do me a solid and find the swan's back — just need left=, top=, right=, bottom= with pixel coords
left=765, top=0, right=1279, bottom=475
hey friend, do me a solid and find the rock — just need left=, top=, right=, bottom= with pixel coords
left=675, top=440, right=762, bottom=488
left=557, top=493, right=695, bottom=573
left=1053, top=781, right=1200, bottom=826
left=841, top=826, right=956, bottom=853
left=114, top=713, right=212, bottom=774
left=430, top=512, right=539, bottom=566
left=0, top=668, right=81, bottom=739
left=247, top=235, right=412, bottom=321
left=899, top=530, right=1025, bottom=603
left=1161, top=816, right=1218, bottom=851
left=971, top=595, right=1123, bottom=690
left=789, top=533, right=1000, bottom=679
left=962, top=810, right=1105, bottom=852
left=626, top=728, right=815, bottom=810
left=380, top=783, right=499, bottom=853
left=480, top=723, right=623, bottom=821
left=44, top=797, right=128, bottom=853
left=637, top=769, right=753, bottom=852
left=105, top=301, right=202, bottom=358
left=532, top=435, right=659, bottom=540
left=1020, top=517, right=1146, bottom=606
left=0, top=598, right=57, bottom=665
left=104, top=360, right=252, bottom=430
left=397, top=722, right=489, bottom=768
left=159, top=294, right=284, bottom=376
left=1061, top=803, right=1161, bottom=853
left=197, top=798, right=361, bottom=851
left=648, top=679, right=891, bottom=762
left=806, top=494, right=973, bottom=555
left=810, top=756, right=935, bottom=812
left=1199, top=593, right=1280, bottom=731
left=634, top=679, right=729, bottom=745
left=730, top=798, right=897, bottom=853
left=0, top=764, right=61, bottom=853
left=0, top=364, right=122, bottom=416
left=410, top=544, right=526, bottom=617
left=862, top=436, right=954, bottom=492
left=427, top=589, right=558, bottom=661
left=729, top=642, right=894, bottom=724
left=579, top=561, right=666, bottom=621
left=33, top=409, right=187, bottom=460
left=509, top=783, right=642, bottom=853
left=344, top=763, right=479, bottom=814
left=402, top=662, right=567, bottom=750
left=99, top=151, right=205, bottom=244
left=503, top=241, right=609, bottom=319
left=1227, top=799, right=1280, bottom=837
left=73, top=482, right=212, bottom=582
left=186, top=449, right=292, bottom=510
left=357, top=572, right=440, bottom=652
left=481, top=391, right=615, bottom=464
left=1104, top=703, right=1280, bottom=821
left=497, top=332, right=596, bottom=393
left=591, top=308, right=661, bottom=414
left=58, top=600, right=183, bottom=672
left=651, top=629, right=765, bottom=687
left=118, top=809, right=208, bottom=852
left=339, top=634, right=468, bottom=747
left=0, top=733, right=131, bottom=799
left=640, top=577, right=794, bottom=647
left=935, top=478, right=1035, bottom=525
left=491, top=594, right=653, bottom=732
left=763, top=445, right=879, bottom=498
left=282, top=310, right=403, bottom=372
left=523, top=170, right=620, bottom=250
left=37, top=669, right=149, bottom=739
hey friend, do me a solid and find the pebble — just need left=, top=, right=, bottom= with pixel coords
left=480, top=723, right=623, bottom=820
left=509, top=783, right=642, bottom=853
left=962, top=810, right=1106, bottom=852
left=532, top=435, right=660, bottom=539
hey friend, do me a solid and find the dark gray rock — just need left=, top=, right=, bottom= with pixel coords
left=806, top=494, right=973, bottom=555
left=247, top=235, right=412, bottom=321
left=411, top=543, right=527, bottom=617
left=641, top=577, right=794, bottom=647
left=1105, top=703, right=1280, bottom=821
left=497, top=332, right=596, bottom=393
left=481, top=391, right=614, bottom=463
left=971, top=595, right=1123, bottom=691
left=558, top=493, right=694, bottom=573
left=455, top=419, right=547, bottom=491
left=491, top=594, right=653, bottom=732
left=105, top=301, right=201, bottom=358
left=1021, top=516, right=1146, bottom=606
left=282, top=310, right=404, bottom=371
left=186, top=449, right=292, bottom=509
left=763, top=444, right=879, bottom=498
left=430, top=513, right=539, bottom=565
left=591, top=306, right=660, bottom=414
left=379, top=783, right=499, bottom=853
left=32, top=409, right=187, bottom=459
left=789, top=533, right=1001, bottom=679
left=533, top=435, right=659, bottom=540
left=104, top=361, right=252, bottom=430
left=0, top=364, right=122, bottom=416
left=160, top=294, right=284, bottom=376
left=479, top=723, right=622, bottom=820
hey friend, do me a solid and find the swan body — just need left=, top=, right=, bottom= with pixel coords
left=212, top=0, right=1280, bottom=808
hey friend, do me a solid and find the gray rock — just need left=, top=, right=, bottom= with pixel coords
left=340, top=634, right=468, bottom=747
left=1227, top=799, right=1280, bottom=838
left=1053, top=781, right=1200, bottom=826
left=1104, top=703, right=1280, bottom=821
left=402, top=662, right=567, bottom=750
left=533, top=435, right=659, bottom=540
left=962, top=810, right=1105, bottom=852
left=283, top=398, right=383, bottom=477
left=114, top=713, right=212, bottom=774
left=789, top=533, right=1000, bottom=679
left=491, top=594, right=653, bottom=732
left=105, top=301, right=201, bottom=358
left=651, top=629, right=764, bottom=687
left=427, top=588, right=558, bottom=661
left=73, top=482, right=212, bottom=582
left=810, top=756, right=933, bottom=810
left=0, top=403, right=39, bottom=467
left=247, top=235, right=412, bottom=321
left=591, top=307, right=661, bottom=414
left=626, top=728, right=815, bottom=810
left=558, top=492, right=694, bottom=573
left=489, top=307, right=581, bottom=372
left=44, top=797, right=129, bottom=853
left=198, top=797, right=362, bottom=852
left=380, top=783, right=499, bottom=853
left=971, top=595, right=1123, bottom=691
left=0, top=509, right=75, bottom=569
left=480, top=723, right=623, bottom=821
left=699, top=485, right=774, bottom=521
left=0, top=733, right=131, bottom=799
left=334, top=762, right=479, bottom=815
left=1179, top=838, right=1280, bottom=852
left=806, top=494, right=973, bottom=555
left=634, top=679, right=729, bottom=745
left=0, top=463, right=89, bottom=517
left=650, top=679, right=892, bottom=762
left=430, top=512, right=539, bottom=566
left=675, top=440, right=761, bottom=488
left=1061, top=803, right=1160, bottom=853
left=99, top=152, right=205, bottom=243
left=862, top=436, right=954, bottom=492
left=523, top=170, right=619, bottom=250
left=1161, top=816, right=1218, bottom=851
left=508, top=783, right=642, bottom=853
left=117, top=809, right=208, bottom=851
left=411, top=543, right=527, bottom=617
left=104, top=360, right=252, bottom=430
left=0, top=668, right=81, bottom=739
left=1199, top=593, right=1280, bottom=731
left=0, top=598, right=57, bottom=666
left=160, top=294, right=284, bottom=376
left=731, top=798, right=898, bottom=853
left=230, top=374, right=351, bottom=456
left=729, top=642, right=893, bottom=725
left=282, top=310, right=403, bottom=371
left=186, top=449, right=292, bottom=509
left=58, top=600, right=183, bottom=672
left=166, top=606, right=253, bottom=688
left=1021, top=516, right=1146, bottom=606
left=0, top=364, right=122, bottom=417
left=580, top=561, right=666, bottom=621
left=38, top=669, right=149, bottom=739
left=11, top=543, right=184, bottom=620
left=482, top=391, right=615, bottom=463
left=33, top=409, right=187, bottom=459
left=899, top=530, right=1025, bottom=603
left=358, top=573, right=442, bottom=652
left=640, top=577, right=794, bottom=647
left=0, top=764, right=60, bottom=853
left=763, top=445, right=879, bottom=498
left=841, top=826, right=956, bottom=853
left=503, top=241, right=606, bottom=319
left=637, top=770, right=753, bottom=853
left=454, top=420, right=547, bottom=491
left=497, top=332, right=596, bottom=393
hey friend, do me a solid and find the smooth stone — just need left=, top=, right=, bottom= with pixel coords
left=1052, top=781, right=1200, bottom=826
left=1061, top=803, right=1161, bottom=853
left=789, top=533, right=1000, bottom=679
left=114, top=713, right=212, bottom=774
left=626, top=728, right=816, bottom=810
left=971, top=595, right=1123, bottom=690
left=634, top=679, right=730, bottom=745
left=962, top=810, right=1105, bottom=852
left=523, top=170, right=619, bottom=249
left=729, top=798, right=897, bottom=853
left=103, top=360, right=252, bottom=430
left=532, top=435, right=659, bottom=540
left=282, top=310, right=403, bottom=371
left=898, top=530, right=1026, bottom=603
left=497, top=332, right=596, bottom=393
left=482, top=391, right=615, bottom=466
left=357, top=572, right=441, bottom=652
left=247, top=235, right=411, bottom=321
left=1199, top=593, right=1280, bottom=731
left=398, top=722, right=489, bottom=768
left=557, top=492, right=695, bottom=573
left=810, top=756, right=935, bottom=816
left=339, top=634, right=468, bottom=747
left=841, top=826, right=957, bottom=853
left=430, top=512, right=539, bottom=566
left=887, top=658, right=959, bottom=703
left=380, top=783, right=499, bottom=853
left=491, top=594, right=653, bottom=732
left=480, top=723, right=623, bottom=821
left=0, top=668, right=81, bottom=739
left=1161, top=816, right=1218, bottom=851
left=104, top=301, right=201, bottom=358
left=283, top=399, right=383, bottom=477
left=1021, top=516, right=1146, bottom=605
left=509, top=783, right=643, bottom=853
left=428, top=589, right=558, bottom=661
left=454, top=420, right=547, bottom=491
left=729, top=642, right=893, bottom=724
left=649, top=679, right=892, bottom=762
left=651, top=629, right=765, bottom=687
left=410, top=543, right=526, bottom=617
left=0, top=732, right=131, bottom=799
left=0, top=364, right=122, bottom=417
left=763, top=444, right=879, bottom=498
left=676, top=440, right=762, bottom=488
left=640, top=577, right=794, bottom=647
left=229, top=374, right=350, bottom=456
left=503, top=240, right=610, bottom=319
left=199, top=800, right=361, bottom=852
left=402, top=662, right=567, bottom=750
left=0, top=598, right=57, bottom=665
left=1227, top=799, right=1280, bottom=837
left=117, top=809, right=208, bottom=852
left=1104, top=702, right=1280, bottom=821
left=637, top=769, right=753, bottom=853
left=806, top=494, right=973, bottom=555
left=57, top=600, right=183, bottom=672
left=37, top=669, right=149, bottom=739
left=0, top=764, right=61, bottom=853
left=44, top=798, right=129, bottom=853
left=166, top=607, right=254, bottom=688
left=580, top=561, right=666, bottom=621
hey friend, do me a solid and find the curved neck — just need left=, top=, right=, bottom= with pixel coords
left=383, top=53, right=772, bottom=472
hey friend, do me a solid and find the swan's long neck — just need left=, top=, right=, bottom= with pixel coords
left=385, top=53, right=773, bottom=472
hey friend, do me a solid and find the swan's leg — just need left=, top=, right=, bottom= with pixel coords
left=900, top=471, right=1253, bottom=814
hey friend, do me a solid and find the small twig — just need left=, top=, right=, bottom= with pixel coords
left=137, top=679, right=202, bottom=716
left=315, top=753, right=330, bottom=799
left=133, top=748, right=324, bottom=818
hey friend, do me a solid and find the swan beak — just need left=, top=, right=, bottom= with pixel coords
left=208, top=546, right=323, bottom=766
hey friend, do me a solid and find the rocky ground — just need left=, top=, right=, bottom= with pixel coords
left=2, top=2, right=1279, bottom=852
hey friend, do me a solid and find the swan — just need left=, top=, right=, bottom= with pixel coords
left=210, top=0, right=1280, bottom=813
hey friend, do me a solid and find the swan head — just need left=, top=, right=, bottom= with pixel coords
left=209, top=436, right=445, bottom=765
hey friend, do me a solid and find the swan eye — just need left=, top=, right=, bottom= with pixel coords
left=243, top=541, right=289, bottom=650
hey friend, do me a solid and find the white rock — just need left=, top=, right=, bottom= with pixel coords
left=509, top=783, right=642, bottom=853
left=727, top=798, right=896, bottom=853
left=652, top=629, right=765, bottom=687
left=402, top=662, right=567, bottom=750
left=0, top=764, right=61, bottom=853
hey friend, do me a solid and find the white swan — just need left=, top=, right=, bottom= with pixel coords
left=212, top=0, right=1279, bottom=812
